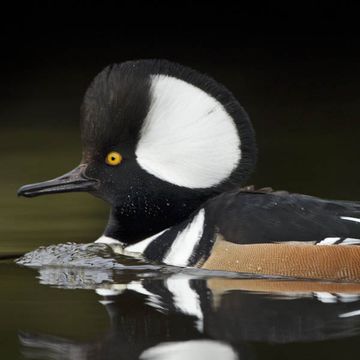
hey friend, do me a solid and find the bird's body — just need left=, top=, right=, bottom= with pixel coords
left=97, top=188, right=360, bottom=280
left=18, top=59, right=360, bottom=281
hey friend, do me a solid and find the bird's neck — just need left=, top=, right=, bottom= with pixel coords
left=103, top=196, right=209, bottom=244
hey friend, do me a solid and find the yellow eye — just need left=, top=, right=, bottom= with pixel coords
left=105, top=151, right=122, bottom=166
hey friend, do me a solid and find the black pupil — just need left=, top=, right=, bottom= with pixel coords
left=111, top=156, right=116, bottom=161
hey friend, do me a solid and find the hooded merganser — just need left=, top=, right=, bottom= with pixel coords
left=18, top=59, right=360, bottom=280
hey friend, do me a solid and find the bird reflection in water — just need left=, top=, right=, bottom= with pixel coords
left=18, top=261, right=360, bottom=360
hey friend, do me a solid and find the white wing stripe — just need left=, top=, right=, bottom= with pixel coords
left=316, top=237, right=360, bottom=246
left=339, top=238, right=360, bottom=245
left=317, top=237, right=340, bottom=245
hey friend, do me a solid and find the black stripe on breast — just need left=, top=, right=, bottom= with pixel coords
left=144, top=209, right=217, bottom=266
left=187, top=219, right=217, bottom=267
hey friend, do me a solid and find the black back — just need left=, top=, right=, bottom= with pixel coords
left=205, top=190, right=360, bottom=244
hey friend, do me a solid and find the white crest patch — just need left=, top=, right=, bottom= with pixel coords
left=136, top=75, right=241, bottom=188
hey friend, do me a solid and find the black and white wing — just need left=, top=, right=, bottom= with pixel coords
left=206, top=190, right=360, bottom=245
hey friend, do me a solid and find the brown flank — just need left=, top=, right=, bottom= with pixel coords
left=201, top=238, right=360, bottom=281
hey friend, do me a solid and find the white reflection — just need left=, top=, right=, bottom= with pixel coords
left=166, top=275, right=204, bottom=332
left=140, top=340, right=238, bottom=360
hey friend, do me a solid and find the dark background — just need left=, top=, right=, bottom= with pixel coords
left=1, top=3, right=360, bottom=252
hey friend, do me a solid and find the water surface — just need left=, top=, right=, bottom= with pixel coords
left=4, top=250, right=360, bottom=360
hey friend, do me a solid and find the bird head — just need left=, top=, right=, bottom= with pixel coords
left=18, top=59, right=256, bottom=241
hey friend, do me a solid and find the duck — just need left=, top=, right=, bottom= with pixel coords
left=17, top=59, right=360, bottom=281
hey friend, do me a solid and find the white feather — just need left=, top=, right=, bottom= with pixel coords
left=163, top=209, right=205, bottom=267
left=136, top=75, right=241, bottom=188
left=125, top=228, right=168, bottom=254
left=317, top=237, right=340, bottom=245
left=339, top=238, right=360, bottom=245
left=95, top=235, right=122, bottom=245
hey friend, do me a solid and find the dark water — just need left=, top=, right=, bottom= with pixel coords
left=4, top=250, right=360, bottom=360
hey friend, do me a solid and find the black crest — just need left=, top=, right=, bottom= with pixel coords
left=80, top=59, right=257, bottom=187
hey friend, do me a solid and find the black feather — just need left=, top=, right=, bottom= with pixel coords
left=204, top=190, right=360, bottom=244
